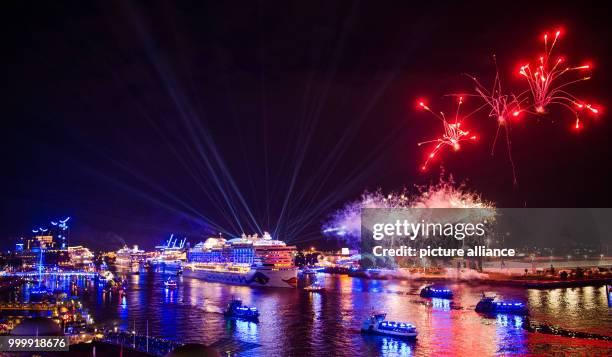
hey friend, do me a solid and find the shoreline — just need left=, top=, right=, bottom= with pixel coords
left=419, top=276, right=612, bottom=289
left=333, top=268, right=612, bottom=289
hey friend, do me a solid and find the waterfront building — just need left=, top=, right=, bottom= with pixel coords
left=13, top=217, right=73, bottom=270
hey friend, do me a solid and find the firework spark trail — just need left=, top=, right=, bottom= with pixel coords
left=322, top=177, right=493, bottom=246
left=322, top=189, right=412, bottom=241
left=467, top=61, right=528, bottom=186
left=416, top=28, right=601, bottom=187
left=519, top=29, right=599, bottom=129
left=410, top=178, right=493, bottom=209
left=417, top=97, right=477, bottom=171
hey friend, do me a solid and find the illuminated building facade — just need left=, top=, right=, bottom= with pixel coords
left=14, top=216, right=73, bottom=270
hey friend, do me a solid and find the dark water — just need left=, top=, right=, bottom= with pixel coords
left=37, top=272, right=612, bottom=356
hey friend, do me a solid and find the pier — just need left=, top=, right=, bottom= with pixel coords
left=0, top=302, right=57, bottom=312
left=100, top=331, right=182, bottom=356
left=5, top=271, right=98, bottom=278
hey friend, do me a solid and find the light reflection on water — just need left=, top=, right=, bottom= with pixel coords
left=27, top=272, right=612, bottom=356
left=527, top=285, right=612, bottom=336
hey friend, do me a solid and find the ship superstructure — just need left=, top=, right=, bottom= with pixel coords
left=149, top=234, right=187, bottom=274
left=115, top=245, right=146, bottom=273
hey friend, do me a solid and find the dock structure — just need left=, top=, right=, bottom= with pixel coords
left=4, top=271, right=98, bottom=278
left=0, top=302, right=57, bottom=311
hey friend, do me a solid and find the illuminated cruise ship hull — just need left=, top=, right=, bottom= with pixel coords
left=115, top=246, right=146, bottom=274
left=151, top=260, right=182, bottom=273
left=115, top=260, right=140, bottom=273
left=185, top=267, right=298, bottom=288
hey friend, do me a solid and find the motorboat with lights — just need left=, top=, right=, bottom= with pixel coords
left=223, top=299, right=259, bottom=321
left=304, top=281, right=324, bottom=292
left=420, top=285, right=453, bottom=299
left=361, top=313, right=418, bottom=339
left=97, top=270, right=114, bottom=283
left=164, top=278, right=177, bottom=289
left=475, top=295, right=528, bottom=315
left=29, top=285, right=53, bottom=302
left=185, top=232, right=298, bottom=288
left=301, top=266, right=324, bottom=274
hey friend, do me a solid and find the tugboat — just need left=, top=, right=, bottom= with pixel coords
left=475, top=294, right=528, bottom=315
left=98, top=271, right=113, bottom=282
left=420, top=285, right=453, bottom=299
left=361, top=312, right=418, bottom=339
left=224, top=299, right=259, bottom=322
left=164, top=278, right=178, bottom=289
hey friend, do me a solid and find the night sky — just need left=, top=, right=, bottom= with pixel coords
left=3, top=1, right=611, bottom=250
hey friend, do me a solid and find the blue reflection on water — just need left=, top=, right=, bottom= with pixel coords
left=230, top=319, right=259, bottom=343
left=164, top=287, right=175, bottom=303
left=362, top=335, right=414, bottom=356
left=495, top=313, right=528, bottom=355
left=119, top=294, right=128, bottom=321
left=351, top=278, right=363, bottom=292
left=496, top=314, right=523, bottom=329
left=431, top=297, right=451, bottom=311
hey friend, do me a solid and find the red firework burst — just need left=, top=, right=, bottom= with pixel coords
left=417, top=97, right=478, bottom=171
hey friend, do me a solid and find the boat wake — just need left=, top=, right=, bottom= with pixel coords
left=523, top=319, right=612, bottom=341
left=200, top=305, right=224, bottom=314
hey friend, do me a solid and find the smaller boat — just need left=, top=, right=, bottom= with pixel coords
left=475, top=295, right=527, bottom=315
left=302, top=266, right=324, bottom=274
left=361, top=313, right=417, bottom=339
left=420, top=285, right=453, bottom=299
left=304, top=281, right=324, bottom=292
left=224, top=299, right=259, bottom=321
left=29, top=285, right=53, bottom=302
left=164, top=278, right=178, bottom=289
left=98, top=271, right=114, bottom=281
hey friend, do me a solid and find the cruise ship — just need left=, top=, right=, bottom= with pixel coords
left=115, top=245, right=146, bottom=273
left=185, top=232, right=298, bottom=288
left=149, top=235, right=187, bottom=274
